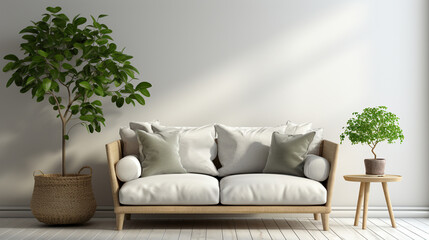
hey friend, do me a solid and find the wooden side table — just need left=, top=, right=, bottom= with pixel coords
left=343, top=174, right=402, bottom=229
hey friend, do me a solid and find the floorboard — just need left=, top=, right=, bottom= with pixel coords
left=0, top=217, right=427, bottom=240
left=262, top=218, right=285, bottom=240
left=205, top=219, right=222, bottom=240
left=273, top=218, right=299, bottom=240
left=285, top=218, right=314, bottom=240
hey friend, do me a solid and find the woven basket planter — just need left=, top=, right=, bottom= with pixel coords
left=31, top=166, right=96, bottom=225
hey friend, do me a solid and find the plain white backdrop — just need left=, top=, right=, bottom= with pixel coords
left=0, top=0, right=427, bottom=212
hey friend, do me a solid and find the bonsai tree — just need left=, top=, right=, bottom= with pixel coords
left=340, top=106, right=404, bottom=159
left=2, top=6, right=151, bottom=176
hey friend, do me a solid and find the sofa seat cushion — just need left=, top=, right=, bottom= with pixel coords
left=119, top=173, right=220, bottom=205
left=220, top=174, right=327, bottom=205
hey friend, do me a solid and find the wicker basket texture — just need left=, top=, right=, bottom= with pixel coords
left=30, top=166, right=96, bottom=225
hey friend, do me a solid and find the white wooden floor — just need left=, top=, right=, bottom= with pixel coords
left=0, top=217, right=428, bottom=240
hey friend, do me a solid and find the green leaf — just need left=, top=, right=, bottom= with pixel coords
left=94, top=85, right=105, bottom=96
left=46, top=6, right=62, bottom=13
left=96, top=38, right=108, bottom=45
left=132, top=94, right=145, bottom=105
left=80, top=115, right=95, bottom=122
left=64, top=50, right=72, bottom=59
left=115, top=97, right=124, bottom=107
left=74, top=17, right=87, bottom=25
left=48, top=96, right=56, bottom=105
left=37, top=50, right=49, bottom=58
left=92, top=100, right=102, bottom=106
left=123, top=64, right=140, bottom=74
left=136, top=81, right=152, bottom=90
left=100, top=29, right=112, bottom=34
left=52, top=18, right=66, bottom=28
left=73, top=43, right=83, bottom=49
left=98, top=14, right=108, bottom=18
left=22, top=35, right=36, bottom=42
left=70, top=105, right=79, bottom=115
left=42, top=78, right=52, bottom=91
left=55, top=13, right=69, bottom=21
left=79, top=81, right=91, bottom=90
left=26, top=77, right=36, bottom=85
left=35, top=87, right=45, bottom=97
left=64, top=135, right=69, bottom=140
left=140, top=88, right=150, bottom=97
left=19, top=26, right=38, bottom=34
left=6, top=78, right=14, bottom=87
left=42, top=14, right=50, bottom=22
left=2, top=62, right=15, bottom=72
left=54, top=54, right=64, bottom=62
left=62, top=63, right=73, bottom=70
left=4, top=54, right=19, bottom=62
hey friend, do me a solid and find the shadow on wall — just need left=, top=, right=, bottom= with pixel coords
left=0, top=0, right=373, bottom=207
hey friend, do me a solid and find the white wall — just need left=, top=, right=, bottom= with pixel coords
left=0, top=0, right=427, bottom=210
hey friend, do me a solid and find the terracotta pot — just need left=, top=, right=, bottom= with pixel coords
left=364, top=158, right=386, bottom=175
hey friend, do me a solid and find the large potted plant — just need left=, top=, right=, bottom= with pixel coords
left=2, top=6, right=151, bottom=224
left=340, top=106, right=404, bottom=175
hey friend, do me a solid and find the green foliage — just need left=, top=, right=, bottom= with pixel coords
left=340, top=106, right=404, bottom=159
left=2, top=6, right=151, bottom=136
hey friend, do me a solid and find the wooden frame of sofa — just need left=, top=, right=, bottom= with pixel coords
left=106, top=139, right=339, bottom=231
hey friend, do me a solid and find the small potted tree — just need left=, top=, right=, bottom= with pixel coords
left=3, top=6, right=151, bottom=224
left=340, top=106, right=404, bottom=175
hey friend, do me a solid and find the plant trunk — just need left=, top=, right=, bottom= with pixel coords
left=62, top=122, right=66, bottom=176
left=371, top=148, right=376, bottom=159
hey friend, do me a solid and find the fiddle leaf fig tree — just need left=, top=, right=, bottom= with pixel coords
left=3, top=6, right=152, bottom=176
left=340, top=106, right=404, bottom=159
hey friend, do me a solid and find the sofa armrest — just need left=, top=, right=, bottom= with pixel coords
left=106, top=140, right=123, bottom=209
left=321, top=140, right=339, bottom=208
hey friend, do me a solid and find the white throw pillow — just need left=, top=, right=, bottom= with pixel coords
left=215, top=124, right=287, bottom=177
left=119, top=127, right=139, bottom=156
left=116, top=155, right=142, bottom=182
left=285, top=121, right=312, bottom=134
left=284, top=121, right=323, bottom=155
left=130, top=120, right=160, bottom=132
left=308, top=128, right=323, bottom=155
left=303, top=154, right=330, bottom=182
left=152, top=124, right=219, bottom=176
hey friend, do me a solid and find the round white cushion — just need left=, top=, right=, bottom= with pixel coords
left=116, top=155, right=141, bottom=182
left=303, top=154, right=330, bottom=182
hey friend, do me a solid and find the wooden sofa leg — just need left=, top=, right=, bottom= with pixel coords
left=116, top=213, right=125, bottom=230
left=313, top=213, right=320, bottom=220
left=321, top=213, right=329, bottom=231
left=125, top=214, right=131, bottom=220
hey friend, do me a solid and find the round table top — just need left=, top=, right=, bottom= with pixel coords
left=344, top=174, right=402, bottom=182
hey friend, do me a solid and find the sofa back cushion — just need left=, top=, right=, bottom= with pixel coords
left=119, top=121, right=159, bottom=156
left=119, top=127, right=140, bottom=156
left=152, top=124, right=219, bottom=176
left=215, top=122, right=312, bottom=177
left=136, top=130, right=186, bottom=177
left=215, top=124, right=284, bottom=177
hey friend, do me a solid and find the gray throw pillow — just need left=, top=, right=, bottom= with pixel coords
left=136, top=130, right=187, bottom=177
left=263, top=131, right=315, bottom=177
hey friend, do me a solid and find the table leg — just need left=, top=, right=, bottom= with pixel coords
left=382, top=182, right=396, bottom=228
left=354, top=182, right=365, bottom=226
left=362, top=182, right=370, bottom=229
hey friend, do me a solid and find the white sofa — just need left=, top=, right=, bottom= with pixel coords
left=106, top=124, right=339, bottom=231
